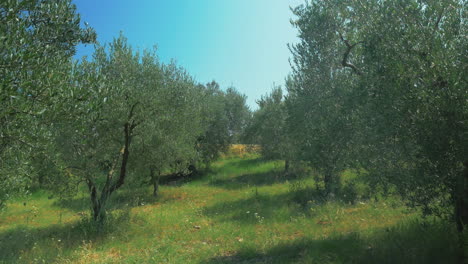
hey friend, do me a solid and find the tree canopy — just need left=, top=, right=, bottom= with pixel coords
left=286, top=0, right=467, bottom=228
left=1, top=0, right=466, bottom=236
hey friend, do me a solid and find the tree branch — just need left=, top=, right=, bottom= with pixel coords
left=107, top=101, right=139, bottom=194
left=103, top=147, right=124, bottom=191
left=339, top=33, right=363, bottom=75
left=433, top=8, right=445, bottom=31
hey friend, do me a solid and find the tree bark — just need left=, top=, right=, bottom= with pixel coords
left=150, top=167, right=161, bottom=197
left=455, top=160, right=468, bottom=232
left=324, top=171, right=333, bottom=196
left=284, top=159, right=290, bottom=173
left=87, top=102, right=138, bottom=224
left=86, top=178, right=107, bottom=224
left=92, top=194, right=108, bottom=224
left=455, top=161, right=468, bottom=264
left=338, top=32, right=363, bottom=75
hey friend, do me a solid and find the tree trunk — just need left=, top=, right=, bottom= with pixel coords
left=153, top=181, right=159, bottom=197
left=87, top=179, right=108, bottom=225
left=324, top=171, right=333, bottom=196
left=284, top=159, right=290, bottom=173
left=91, top=195, right=108, bottom=224
left=151, top=167, right=161, bottom=197
left=324, top=169, right=341, bottom=198
left=86, top=106, right=138, bottom=225
left=455, top=160, right=468, bottom=232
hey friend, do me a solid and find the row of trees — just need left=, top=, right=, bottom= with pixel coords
left=1, top=0, right=250, bottom=223
left=2, top=0, right=466, bottom=233
left=246, top=0, right=467, bottom=231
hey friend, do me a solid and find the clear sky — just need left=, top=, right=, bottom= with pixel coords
left=73, top=0, right=303, bottom=109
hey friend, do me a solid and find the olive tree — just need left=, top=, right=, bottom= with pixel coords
left=224, top=87, right=251, bottom=144
left=245, top=86, right=293, bottom=172
left=53, top=35, right=155, bottom=223
left=287, top=1, right=359, bottom=196
left=289, top=0, right=467, bottom=229
left=131, top=62, right=206, bottom=196
left=195, top=81, right=251, bottom=166
left=195, top=81, right=231, bottom=166
left=0, top=0, right=95, bottom=206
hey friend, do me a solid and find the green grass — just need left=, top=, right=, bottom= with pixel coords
left=0, top=155, right=461, bottom=263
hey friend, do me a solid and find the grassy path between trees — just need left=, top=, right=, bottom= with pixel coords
left=0, top=155, right=459, bottom=263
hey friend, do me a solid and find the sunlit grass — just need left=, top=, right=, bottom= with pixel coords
left=0, top=155, right=460, bottom=263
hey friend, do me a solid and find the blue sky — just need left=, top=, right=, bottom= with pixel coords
left=73, top=0, right=303, bottom=109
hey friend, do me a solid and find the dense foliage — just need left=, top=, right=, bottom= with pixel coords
left=243, top=0, right=467, bottom=235
left=244, top=86, right=293, bottom=172
left=0, top=1, right=250, bottom=223
left=283, top=0, right=467, bottom=229
left=1, top=0, right=466, bottom=248
left=0, top=0, right=95, bottom=207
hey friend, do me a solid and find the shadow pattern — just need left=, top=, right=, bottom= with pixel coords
left=205, top=220, right=460, bottom=264
left=0, top=210, right=131, bottom=263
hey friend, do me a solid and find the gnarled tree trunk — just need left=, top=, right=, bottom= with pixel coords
left=86, top=103, right=138, bottom=225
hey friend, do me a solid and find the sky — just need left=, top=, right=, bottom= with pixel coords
left=73, top=0, right=303, bottom=109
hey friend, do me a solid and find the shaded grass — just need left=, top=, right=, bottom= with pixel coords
left=0, top=155, right=462, bottom=263
left=206, top=220, right=459, bottom=264
left=210, top=171, right=294, bottom=189
left=0, top=209, right=132, bottom=263
left=53, top=187, right=163, bottom=213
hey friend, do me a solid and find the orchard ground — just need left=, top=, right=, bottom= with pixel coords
left=0, top=148, right=460, bottom=263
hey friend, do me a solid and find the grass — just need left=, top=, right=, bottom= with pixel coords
left=0, top=154, right=461, bottom=263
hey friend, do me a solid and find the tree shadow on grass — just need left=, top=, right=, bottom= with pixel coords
left=209, top=171, right=299, bottom=190
left=54, top=186, right=176, bottom=212
left=153, top=156, right=281, bottom=188
left=211, top=157, right=272, bottom=175
left=203, top=187, right=326, bottom=225
left=225, top=157, right=269, bottom=169
left=158, top=169, right=210, bottom=186
left=152, top=157, right=280, bottom=188
left=206, top=234, right=362, bottom=264
left=205, top=220, right=460, bottom=264
left=0, top=210, right=131, bottom=263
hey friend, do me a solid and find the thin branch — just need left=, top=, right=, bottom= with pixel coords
left=339, top=32, right=363, bottom=75
left=104, top=147, right=123, bottom=188
left=107, top=102, right=139, bottom=194
left=433, top=8, right=445, bottom=31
